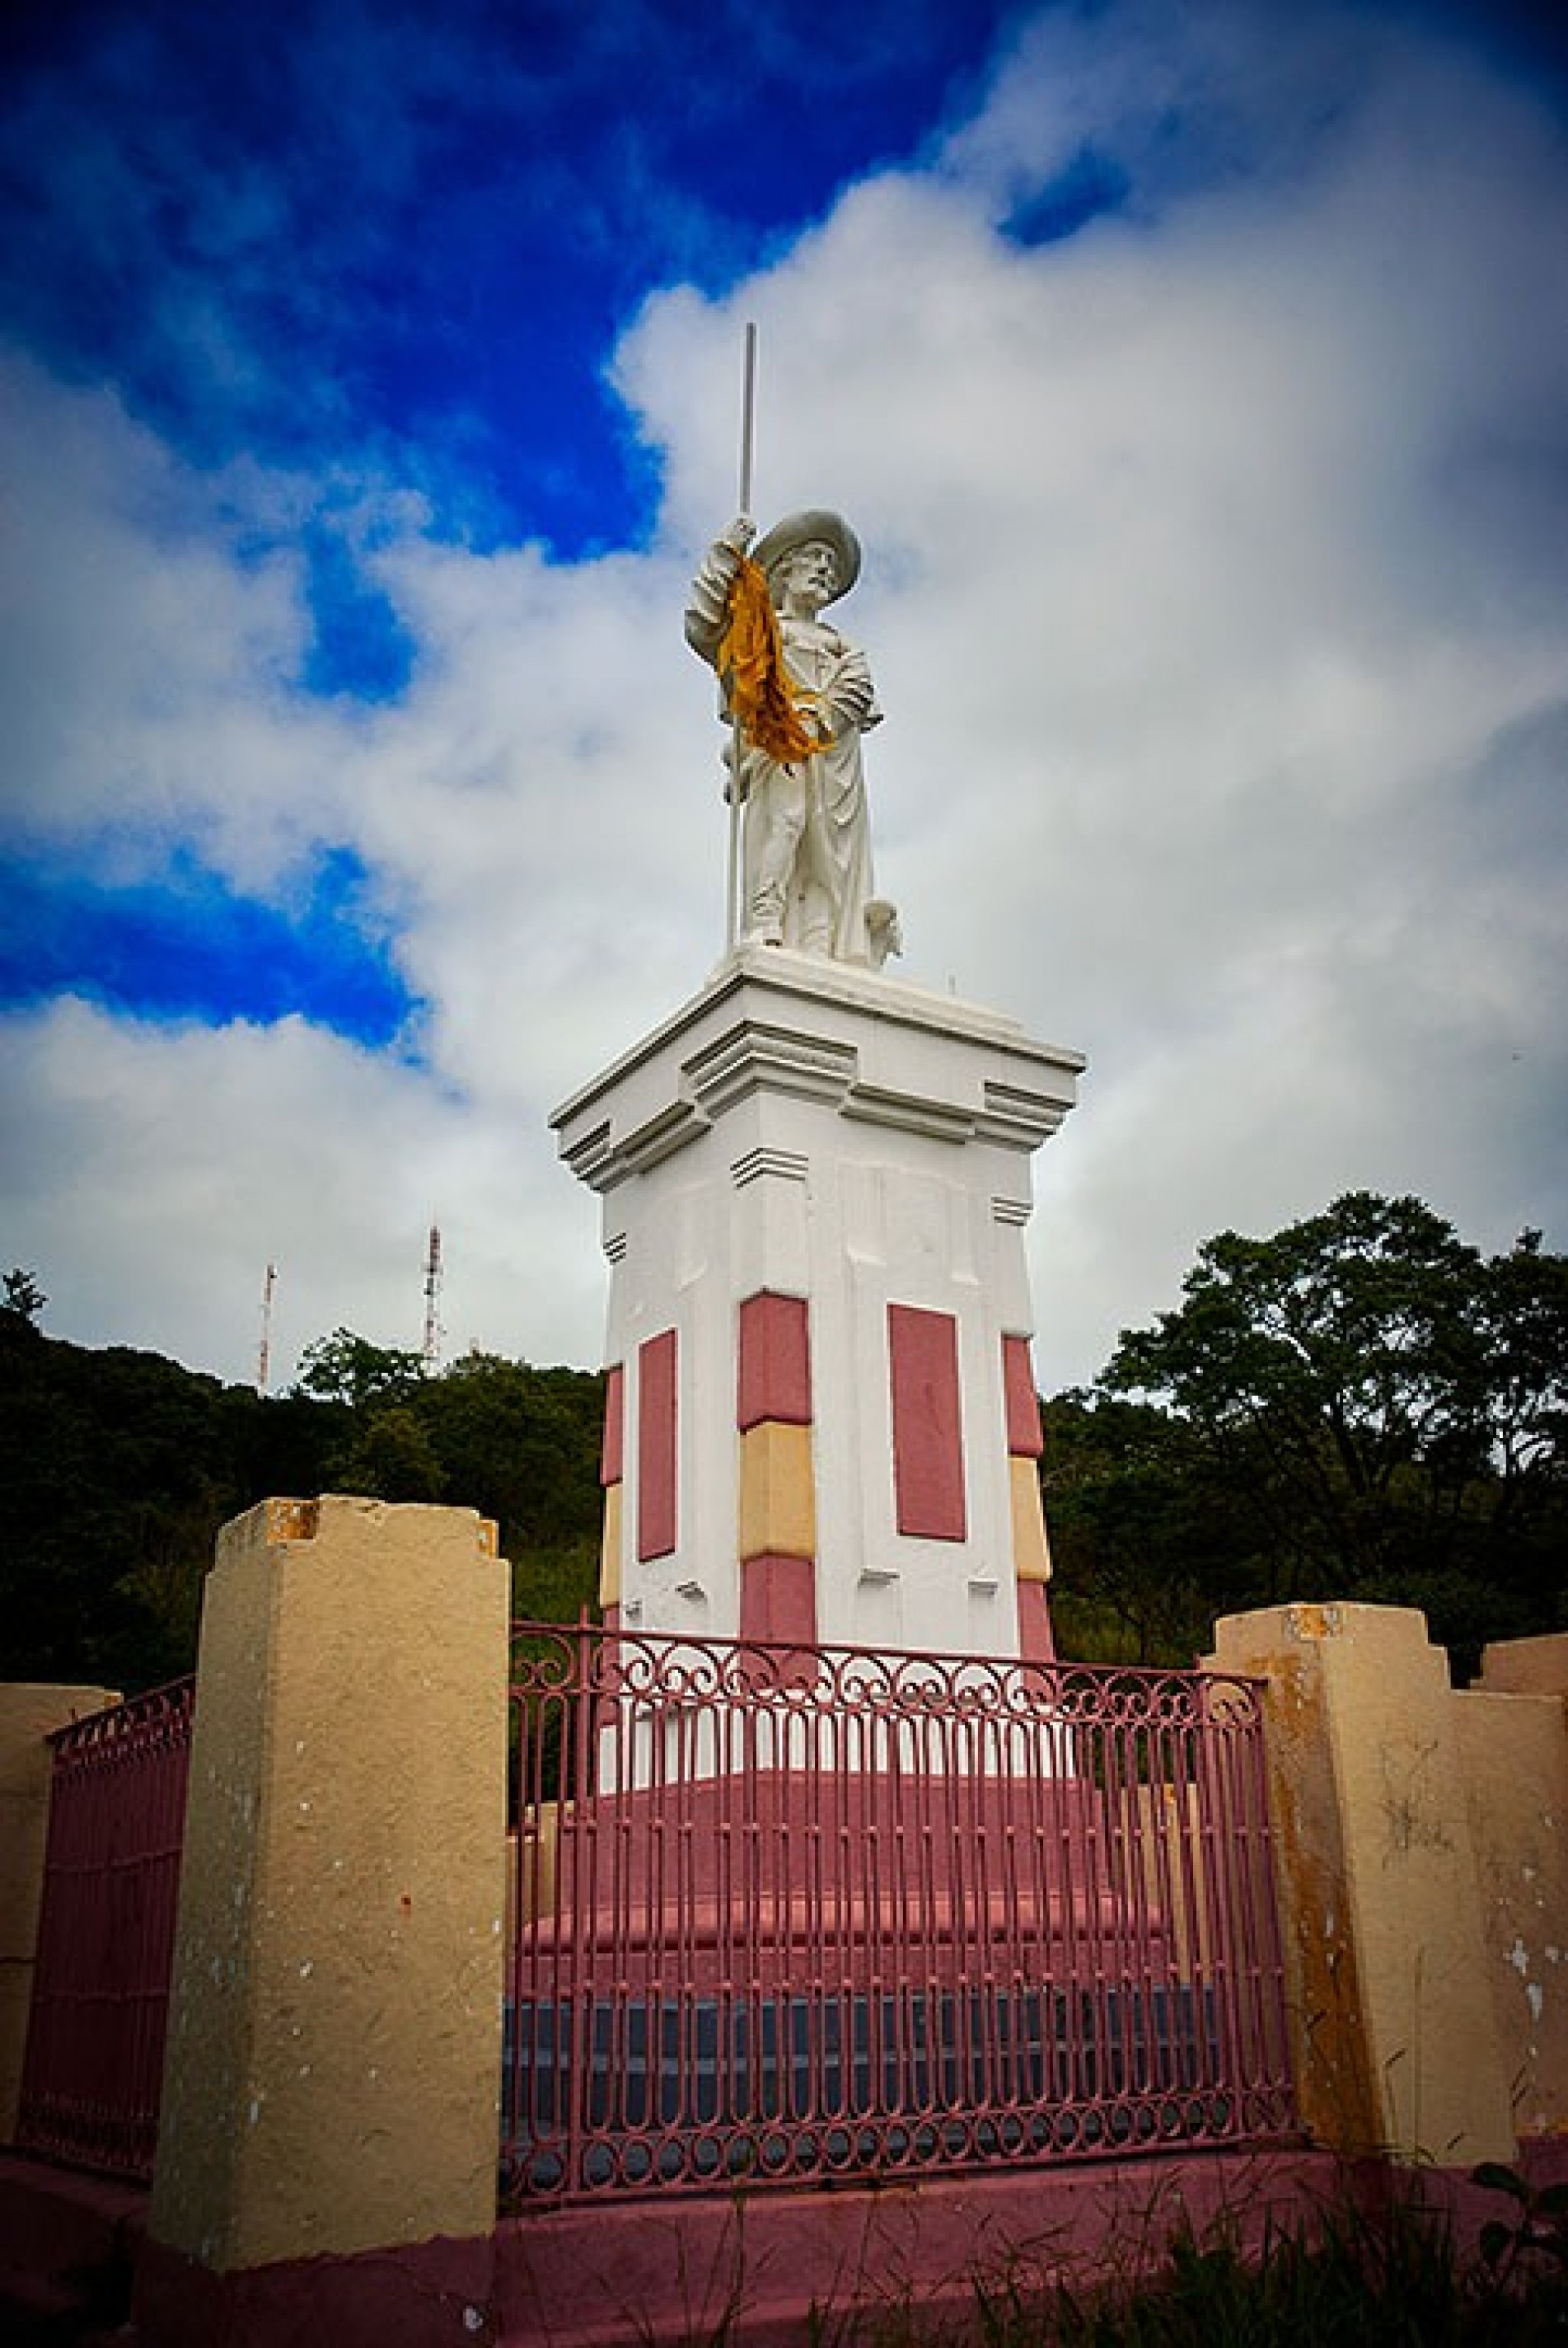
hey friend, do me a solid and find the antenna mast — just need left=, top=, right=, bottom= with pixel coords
left=256, top=1261, right=277, bottom=1396
left=422, top=1222, right=443, bottom=1370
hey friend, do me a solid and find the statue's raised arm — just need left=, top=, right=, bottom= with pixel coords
left=686, top=509, right=899, bottom=968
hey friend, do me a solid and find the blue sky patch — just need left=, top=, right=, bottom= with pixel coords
left=302, top=528, right=416, bottom=702
left=0, top=0, right=1027, bottom=557
left=0, top=847, right=419, bottom=1045
left=1001, top=147, right=1131, bottom=247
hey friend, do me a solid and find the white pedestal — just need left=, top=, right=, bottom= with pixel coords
left=552, top=946, right=1084, bottom=1658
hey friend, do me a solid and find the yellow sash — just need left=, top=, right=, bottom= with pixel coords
left=717, top=557, right=828, bottom=766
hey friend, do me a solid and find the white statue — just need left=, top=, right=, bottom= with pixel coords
left=686, top=510, right=899, bottom=967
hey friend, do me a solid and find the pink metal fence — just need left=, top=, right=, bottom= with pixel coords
left=503, top=1626, right=1295, bottom=2202
left=16, top=1678, right=194, bottom=2181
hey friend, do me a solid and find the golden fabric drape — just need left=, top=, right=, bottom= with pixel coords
left=717, top=557, right=825, bottom=766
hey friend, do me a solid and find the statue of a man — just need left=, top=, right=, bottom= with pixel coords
left=686, top=510, right=897, bottom=966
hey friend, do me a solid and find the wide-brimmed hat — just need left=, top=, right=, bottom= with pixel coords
left=751, top=509, right=861, bottom=603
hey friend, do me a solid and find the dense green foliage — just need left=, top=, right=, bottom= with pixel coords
left=1046, top=1193, right=1568, bottom=1672
left=0, top=1312, right=604, bottom=1694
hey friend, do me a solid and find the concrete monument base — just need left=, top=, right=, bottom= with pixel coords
left=552, top=945, right=1084, bottom=1659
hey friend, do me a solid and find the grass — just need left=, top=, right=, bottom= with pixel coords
left=792, top=2167, right=1568, bottom=2347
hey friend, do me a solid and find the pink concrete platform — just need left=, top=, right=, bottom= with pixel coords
left=495, top=2142, right=1336, bottom=2344
left=518, top=1769, right=1179, bottom=1992
left=9, top=2139, right=1568, bottom=2346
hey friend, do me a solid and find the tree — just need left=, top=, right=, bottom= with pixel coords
left=1478, top=1230, right=1568, bottom=1524
left=0, top=1322, right=609, bottom=1693
left=291, top=1337, right=606, bottom=1619
left=0, top=1319, right=340, bottom=1689
left=329, top=1405, right=448, bottom=1503
left=2, top=1268, right=46, bottom=1324
left=1089, top=1192, right=1567, bottom=1667
left=1042, top=1391, right=1244, bottom=1664
left=293, top=1329, right=425, bottom=1412
left=414, top=1352, right=604, bottom=1552
left=1104, top=1193, right=1486, bottom=1571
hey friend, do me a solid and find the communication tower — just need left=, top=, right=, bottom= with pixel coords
left=422, top=1223, right=443, bottom=1369
left=257, top=1261, right=277, bottom=1395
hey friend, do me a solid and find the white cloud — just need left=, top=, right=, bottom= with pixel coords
left=3, top=0, right=1566, bottom=1397
left=0, top=998, right=606, bottom=1383
left=0, top=354, right=357, bottom=890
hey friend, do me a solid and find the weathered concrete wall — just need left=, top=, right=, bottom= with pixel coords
left=1476, top=1631, right=1568, bottom=1699
left=147, top=1497, right=511, bottom=2275
left=0, top=1684, right=119, bottom=2142
left=1458, top=1633, right=1568, bottom=2140
left=1210, top=1601, right=1515, bottom=2165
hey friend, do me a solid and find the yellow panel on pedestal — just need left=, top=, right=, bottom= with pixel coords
left=737, top=1420, right=816, bottom=1562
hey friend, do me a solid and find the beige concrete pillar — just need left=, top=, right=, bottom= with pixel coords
left=1209, top=1600, right=1515, bottom=2166
left=1475, top=1631, right=1568, bottom=1699
left=1457, top=1634, right=1568, bottom=2139
left=0, top=1684, right=119, bottom=2141
left=148, top=1497, right=510, bottom=2272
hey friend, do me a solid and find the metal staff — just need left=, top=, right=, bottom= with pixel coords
left=725, top=321, right=757, bottom=954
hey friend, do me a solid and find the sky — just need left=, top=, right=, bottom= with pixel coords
left=2, top=0, right=1566, bottom=1399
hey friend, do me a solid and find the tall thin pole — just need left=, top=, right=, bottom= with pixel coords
left=738, top=319, right=757, bottom=516
left=726, top=321, right=758, bottom=955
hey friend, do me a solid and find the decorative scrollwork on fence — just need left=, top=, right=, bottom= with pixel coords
left=49, top=1675, right=196, bottom=1776
left=510, top=1622, right=1264, bottom=1726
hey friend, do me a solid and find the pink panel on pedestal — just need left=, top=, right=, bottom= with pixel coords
left=887, top=1303, right=967, bottom=1542
left=739, top=1551, right=818, bottom=1647
left=636, top=1330, right=678, bottom=1562
left=1001, top=1333, right=1044, bottom=1459
left=1017, top=1577, right=1055, bottom=1664
left=737, top=1291, right=812, bottom=1430
left=600, top=1362, right=625, bottom=1487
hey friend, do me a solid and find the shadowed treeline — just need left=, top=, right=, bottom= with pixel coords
left=0, top=1309, right=604, bottom=1693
